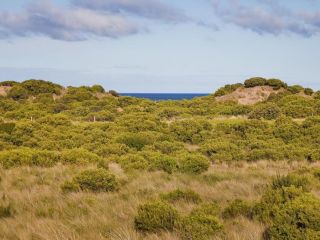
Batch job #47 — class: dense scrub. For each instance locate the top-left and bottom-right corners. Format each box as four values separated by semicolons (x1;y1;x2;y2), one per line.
0;79;319;239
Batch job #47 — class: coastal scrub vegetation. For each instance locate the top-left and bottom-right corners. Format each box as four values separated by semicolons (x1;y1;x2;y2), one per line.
0;78;319;239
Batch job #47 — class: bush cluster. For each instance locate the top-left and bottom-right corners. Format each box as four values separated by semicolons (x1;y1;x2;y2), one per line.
134;201;179;232
160;189;202;204
62;168;118;192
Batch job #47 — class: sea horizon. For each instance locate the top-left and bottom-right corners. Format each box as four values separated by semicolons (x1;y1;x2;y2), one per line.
120;93;209;101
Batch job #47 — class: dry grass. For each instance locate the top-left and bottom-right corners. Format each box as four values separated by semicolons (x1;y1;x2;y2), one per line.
0;161;318;240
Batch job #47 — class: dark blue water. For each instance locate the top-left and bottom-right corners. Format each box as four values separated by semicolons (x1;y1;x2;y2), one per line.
120;93;208;101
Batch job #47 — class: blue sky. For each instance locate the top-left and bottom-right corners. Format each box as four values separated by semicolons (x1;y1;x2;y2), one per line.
0;0;320;93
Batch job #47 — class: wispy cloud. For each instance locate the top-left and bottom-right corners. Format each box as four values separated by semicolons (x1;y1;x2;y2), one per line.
211;0;320;37
73;0;189;23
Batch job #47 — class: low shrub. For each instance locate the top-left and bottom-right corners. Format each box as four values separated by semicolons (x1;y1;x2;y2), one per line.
61;181;80;193
252;186;306;224
170;119;212;144
7;85;29;100
222;199;252;219
60;148;101;165
287;85;304;94
0;122;16;134
244;77;266;88
177;214;223;240
265;79;287;90
304;88;314;96
178;154;210;174
248;103;281;120
271;174;310;191
151;156;178;174
213;83;243;97
118;154;150;171
161;189;202;204
177;203;223;240
265;194;320;240
68;169;118;192
0;149;60;168
134;201;179;232
117;133;154;151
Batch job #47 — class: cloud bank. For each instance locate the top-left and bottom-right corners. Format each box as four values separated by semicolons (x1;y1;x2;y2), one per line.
0;0;188;41
212;0;320;37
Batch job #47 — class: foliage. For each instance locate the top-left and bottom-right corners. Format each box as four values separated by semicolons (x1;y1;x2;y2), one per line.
244;77;267;88
7;85;29;100
271;174;310;191
177;203;223;240
0;80;19;87
213;83;243;97
178;153;210;174
160;189;202;203
287;85;304;94
68;168;118;192
170;119;212;144
0;148;60;168
134;201;179;232
304;88;314;96
248;103;281;120
265;194;320;239
265;79;287;90
222;199;252;219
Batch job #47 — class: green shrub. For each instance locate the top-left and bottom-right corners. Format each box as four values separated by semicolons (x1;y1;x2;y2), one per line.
278;95;316;118
61;181;80;193
21;79;62;95
288;85;304;94
271;174;310;191
7;85;29;100
118;154;149;171
265;79;287;90
152;156;178;174
177;203;223;240
91;85;105;93
244;77;266;88
248;103;281;120
252;186;306;224
154;141;184;154
170;119;212;144
0;80;19;87
134;201;179;232
161;189;202;204
117;132;154;151
108;90;119;97
222;199;252;219
86;111;115;122
0;149;59;168
0;204;14;218
265;194;320;240
214;83;243;97
0;122;16;133
60;148;101;165
71;169;118;192
178;154;210;174
314;169;320;180
178;214;223;240
304;88;314;96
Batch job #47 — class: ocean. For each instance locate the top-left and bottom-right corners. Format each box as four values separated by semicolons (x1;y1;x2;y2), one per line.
120;93;209;101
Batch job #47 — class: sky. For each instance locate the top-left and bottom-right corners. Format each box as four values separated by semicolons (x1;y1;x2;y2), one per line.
0;0;320;93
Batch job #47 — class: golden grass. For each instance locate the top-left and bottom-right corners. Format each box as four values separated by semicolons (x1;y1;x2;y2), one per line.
0;161;318;240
